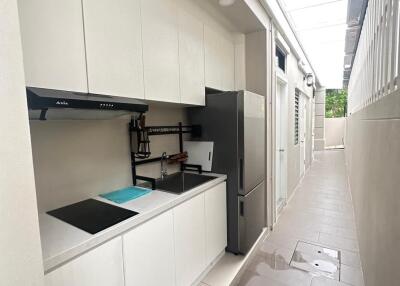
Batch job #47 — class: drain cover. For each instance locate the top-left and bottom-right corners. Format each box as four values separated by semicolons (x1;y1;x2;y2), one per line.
290;241;341;280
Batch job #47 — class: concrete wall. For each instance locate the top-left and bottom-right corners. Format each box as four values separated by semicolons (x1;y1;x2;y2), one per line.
325;117;345;148
0;0;44;284
345;89;400;286
31;105;186;213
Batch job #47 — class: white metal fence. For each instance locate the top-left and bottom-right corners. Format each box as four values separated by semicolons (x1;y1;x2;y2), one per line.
348;0;400;114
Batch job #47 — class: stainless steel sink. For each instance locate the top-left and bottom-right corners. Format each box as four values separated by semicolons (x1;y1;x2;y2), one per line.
155;172;217;194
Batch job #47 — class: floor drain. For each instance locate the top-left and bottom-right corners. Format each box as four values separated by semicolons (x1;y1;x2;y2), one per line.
290;242;341;281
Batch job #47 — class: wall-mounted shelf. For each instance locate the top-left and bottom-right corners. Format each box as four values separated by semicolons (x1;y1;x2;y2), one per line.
129;120;202;189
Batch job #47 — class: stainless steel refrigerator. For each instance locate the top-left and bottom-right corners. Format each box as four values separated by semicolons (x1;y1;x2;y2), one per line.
188;90;265;254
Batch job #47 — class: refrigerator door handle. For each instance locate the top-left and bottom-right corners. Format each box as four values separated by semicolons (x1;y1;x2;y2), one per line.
239;158;244;189
239;201;244;216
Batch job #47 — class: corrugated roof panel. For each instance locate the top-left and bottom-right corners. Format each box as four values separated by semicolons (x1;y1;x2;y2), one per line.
344;27;360;54
347;0;365;26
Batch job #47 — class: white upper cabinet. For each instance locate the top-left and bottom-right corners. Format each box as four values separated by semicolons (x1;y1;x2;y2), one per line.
204;25;222;90
205;182;227;265
18;0;88;92
220;37;235;91
123;210;175;286
178;9;205;105
204;25;235;91
82;0;144;98
141;0;180;103
173;193;206;286
44;237;124;286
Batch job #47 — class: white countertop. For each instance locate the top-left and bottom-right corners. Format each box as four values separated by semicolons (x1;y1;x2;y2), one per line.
39;173;227;272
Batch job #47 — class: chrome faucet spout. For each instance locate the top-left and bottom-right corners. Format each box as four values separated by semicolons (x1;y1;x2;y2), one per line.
160;152;168;179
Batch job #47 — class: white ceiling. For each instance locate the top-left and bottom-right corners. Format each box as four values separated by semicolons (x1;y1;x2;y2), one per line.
280;0;348;88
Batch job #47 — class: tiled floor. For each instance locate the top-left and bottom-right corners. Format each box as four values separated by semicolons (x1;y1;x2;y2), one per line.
235;150;364;286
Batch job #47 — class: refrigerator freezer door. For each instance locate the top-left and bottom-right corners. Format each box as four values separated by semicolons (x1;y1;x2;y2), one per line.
238;181;265;254
242;91;265;195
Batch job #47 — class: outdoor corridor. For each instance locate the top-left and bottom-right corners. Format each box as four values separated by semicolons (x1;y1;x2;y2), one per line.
235;150;364;286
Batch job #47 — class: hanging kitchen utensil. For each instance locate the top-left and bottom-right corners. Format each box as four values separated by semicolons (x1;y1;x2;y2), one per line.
130;114;151;159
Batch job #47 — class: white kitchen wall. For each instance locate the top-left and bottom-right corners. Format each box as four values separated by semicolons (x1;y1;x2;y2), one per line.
0;0;44;284
27;0;241;214
31;104;187;213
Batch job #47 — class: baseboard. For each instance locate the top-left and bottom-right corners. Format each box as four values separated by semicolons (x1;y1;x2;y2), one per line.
193;250;226;286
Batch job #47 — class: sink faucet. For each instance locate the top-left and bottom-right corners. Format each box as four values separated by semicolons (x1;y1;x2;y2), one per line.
160;152;168;179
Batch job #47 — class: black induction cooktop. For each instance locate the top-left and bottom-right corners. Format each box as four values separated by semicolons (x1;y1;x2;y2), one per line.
47;199;138;234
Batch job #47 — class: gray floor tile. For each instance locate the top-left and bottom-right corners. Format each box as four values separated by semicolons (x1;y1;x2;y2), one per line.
340;250;362;268
340;264;364;286
236;271;288;286
234;151;364;286
311;276;351;285
247;255;313;286
319;233;359;252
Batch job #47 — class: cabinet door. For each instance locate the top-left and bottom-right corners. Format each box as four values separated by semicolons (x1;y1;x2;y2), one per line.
205;182;227;265
178;9;205;105
83;0;144;98
204;25;235;91
204;25;223;90
17;0;87;92
141;0;180;103
174;194;206;286
220;37;235;91
45;237;124;286
123;210;175;286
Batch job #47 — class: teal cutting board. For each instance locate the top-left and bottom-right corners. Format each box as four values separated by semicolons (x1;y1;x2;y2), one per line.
100;186;151;204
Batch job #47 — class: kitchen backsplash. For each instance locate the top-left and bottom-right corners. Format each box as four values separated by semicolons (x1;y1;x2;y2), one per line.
30;104;187;212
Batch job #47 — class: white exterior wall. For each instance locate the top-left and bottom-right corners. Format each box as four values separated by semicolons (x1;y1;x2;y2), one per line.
0;0;44;285
285;50;314;199
346;90;400;286
346;0;400;285
244;0;317;210
314;88;326;150
325;117;345;148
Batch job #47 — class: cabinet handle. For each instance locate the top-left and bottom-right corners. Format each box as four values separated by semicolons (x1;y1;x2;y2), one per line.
240;201;244;216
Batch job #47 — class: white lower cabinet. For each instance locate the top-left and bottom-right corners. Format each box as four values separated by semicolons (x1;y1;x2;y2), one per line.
123;210;176;286
44;182;227;286
205;182;227;265
44;237;124;286
174;193;206;286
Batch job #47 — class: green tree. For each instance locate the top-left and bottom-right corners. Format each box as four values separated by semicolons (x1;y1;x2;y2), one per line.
325;89;347;118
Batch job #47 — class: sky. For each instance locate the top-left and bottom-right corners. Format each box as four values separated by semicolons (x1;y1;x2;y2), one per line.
280;0;348;88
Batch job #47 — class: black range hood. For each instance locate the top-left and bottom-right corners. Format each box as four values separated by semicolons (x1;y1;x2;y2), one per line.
27;87;148;120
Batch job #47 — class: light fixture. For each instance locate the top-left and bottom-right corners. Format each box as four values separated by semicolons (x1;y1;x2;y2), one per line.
219;0;236;6
304;73;314;87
